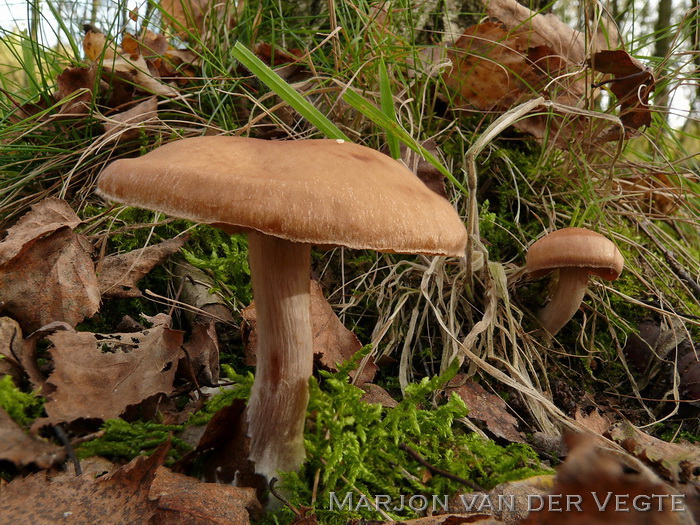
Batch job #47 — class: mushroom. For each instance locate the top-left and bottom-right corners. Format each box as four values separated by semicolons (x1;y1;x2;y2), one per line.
96;135;467;482
526;227;624;336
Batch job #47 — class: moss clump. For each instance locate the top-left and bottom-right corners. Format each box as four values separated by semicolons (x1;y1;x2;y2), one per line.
75;419;188;464
267;354;551;524
0;375;44;426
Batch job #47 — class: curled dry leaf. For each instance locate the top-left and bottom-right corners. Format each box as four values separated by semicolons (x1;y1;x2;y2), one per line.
523;433;695;525
0;441;169;524
0;407;66;469
0;316;23;383
97;234;188;299
0;199;100;333
83;27;179;97
150;466;262;524
101;96;159;142
588;49;655;139
37;315;184;425
54;65;97;117
0;197;82;264
444;374;524;443
173;262;234;387
606;421;700;484
450;475;555;524
573;408;612;438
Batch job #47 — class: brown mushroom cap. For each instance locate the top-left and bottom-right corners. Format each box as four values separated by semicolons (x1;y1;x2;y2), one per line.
97;136;467;257
526;227;624;280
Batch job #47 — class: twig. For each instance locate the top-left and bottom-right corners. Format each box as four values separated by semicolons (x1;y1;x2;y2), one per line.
399;442;485;492
54;424;82;476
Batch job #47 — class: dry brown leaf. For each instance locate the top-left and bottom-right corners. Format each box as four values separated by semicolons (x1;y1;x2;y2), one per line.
606;421;700;483
484;0;615;61
37;315;183;425
176;399;266;493
242;280;376;384
98;235;188;298
589;49;655;138
160;0;210;36
0;317;23;383
573;408;611;437
444;374;524;443
0;198;82;265
450;475;554;524
0;407;66;469
360;383;399;408
523;433;694;525
149;466;262;524
445;22;580;112
54;65;96;117
0;441;168;523
82;29;117;62
102;96;159;142
181;319;220;387
0;229;100;334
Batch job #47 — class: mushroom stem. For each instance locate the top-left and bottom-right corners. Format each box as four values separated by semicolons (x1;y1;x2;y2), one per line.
246;232;312;481
538;267;590;336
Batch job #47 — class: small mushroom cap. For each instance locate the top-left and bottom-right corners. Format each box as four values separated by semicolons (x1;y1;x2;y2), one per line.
526;227;624;280
97;136;467;257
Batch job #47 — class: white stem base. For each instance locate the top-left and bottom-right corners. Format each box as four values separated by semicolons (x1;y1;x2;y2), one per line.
538;268;589;336
246;233;312;481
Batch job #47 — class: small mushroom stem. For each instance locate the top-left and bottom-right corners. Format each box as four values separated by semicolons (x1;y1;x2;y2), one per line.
538;267;590;336
246;232;312;481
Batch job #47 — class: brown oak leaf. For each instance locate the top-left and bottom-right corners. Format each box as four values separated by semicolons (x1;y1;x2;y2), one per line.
0;442;168;523
37;315;184;424
97;235;188;298
0;407;66;469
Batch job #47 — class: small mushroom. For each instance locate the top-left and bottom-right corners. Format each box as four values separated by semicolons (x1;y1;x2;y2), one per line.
526;227;624;336
97;135;467;482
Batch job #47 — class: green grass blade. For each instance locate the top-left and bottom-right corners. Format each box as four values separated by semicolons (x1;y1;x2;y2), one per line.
378;58;401;159
343;89;467;194
231;42;350;141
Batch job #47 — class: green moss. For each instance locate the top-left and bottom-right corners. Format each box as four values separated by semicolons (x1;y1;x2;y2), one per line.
0;375;44;426
75;419;188;464
264;354;551;524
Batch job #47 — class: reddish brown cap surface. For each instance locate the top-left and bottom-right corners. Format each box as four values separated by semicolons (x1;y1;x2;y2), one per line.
526;227;624;280
97;136;467;257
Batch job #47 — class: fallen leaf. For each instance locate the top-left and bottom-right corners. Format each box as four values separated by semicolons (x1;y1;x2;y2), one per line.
37;316;184;425
160;0;210;36
0;441;168;523
0;407;66;469
98;235;188;298
101;96;159;142
0;316;23;383
242;280;377;384
0;227;100;334
606;421;700;483
0;198;82;265
588;49;655;138
444;374;524;443
175;399;266;495
149;466;262;524
83;28;116;62
450;475;554;523
181;320;220;387
54;65;96;117
360;383;399;408
173;262;234;387
573;408;611;437
445;21;581;112
524;433;693;525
